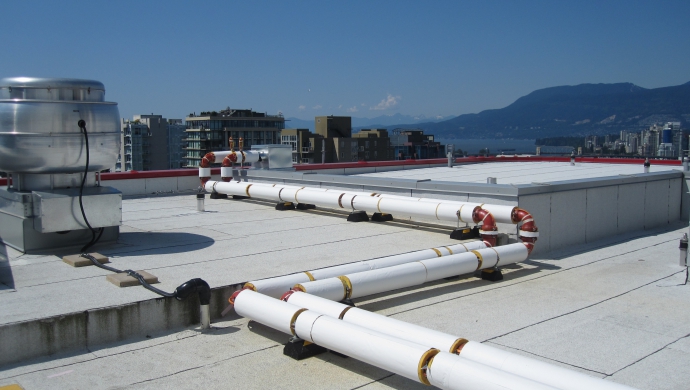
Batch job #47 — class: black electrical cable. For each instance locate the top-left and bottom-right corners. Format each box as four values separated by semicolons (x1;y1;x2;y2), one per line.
77;120;104;253
79;253;210;303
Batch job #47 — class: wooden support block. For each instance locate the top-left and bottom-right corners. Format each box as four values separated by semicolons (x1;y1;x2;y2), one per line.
63;253;110;267
106;270;159;288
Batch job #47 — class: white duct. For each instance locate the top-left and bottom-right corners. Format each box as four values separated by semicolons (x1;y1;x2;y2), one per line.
245;241;486;298
232;289;556;389
204;180;529;226
281;291;637;390
459;341;637;390
205;179;539;250
295;243;529;301
232;289;437;384
427;353;557;390
284;291;465;352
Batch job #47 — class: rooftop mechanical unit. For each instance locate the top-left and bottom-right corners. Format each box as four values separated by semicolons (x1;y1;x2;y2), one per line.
0;77;122;252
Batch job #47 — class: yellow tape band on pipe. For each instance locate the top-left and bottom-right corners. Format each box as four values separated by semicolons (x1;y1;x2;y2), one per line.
457;205;465;222
431;248;442;257
417;348;440;386
443;246;453;255
435;203;441;220
245;184;252;197
304;271;315;281
337;275;353;299
289;308;308;335
471;250;483;270
243;282;257;291
449;338;469;354
377;197;383;213
338;305;353;320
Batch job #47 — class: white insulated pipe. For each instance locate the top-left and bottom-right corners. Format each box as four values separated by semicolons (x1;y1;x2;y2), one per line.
204;180;522;225
427;353;557;390
294;243;528;301
284;291;466;353
233;289;437;384
232;290;555;389
459;341;637;390
282;292;637;390
246;241;487;298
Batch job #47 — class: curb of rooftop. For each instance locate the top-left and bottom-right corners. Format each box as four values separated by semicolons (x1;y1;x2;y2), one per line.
0;282;245;368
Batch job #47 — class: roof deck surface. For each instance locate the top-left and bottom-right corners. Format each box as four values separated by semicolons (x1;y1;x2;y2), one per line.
0;192;689;389
356;161;681;184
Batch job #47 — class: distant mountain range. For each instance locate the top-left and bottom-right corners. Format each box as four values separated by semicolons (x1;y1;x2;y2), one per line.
383;81;690;139
285;113;453;132
285;82;690;139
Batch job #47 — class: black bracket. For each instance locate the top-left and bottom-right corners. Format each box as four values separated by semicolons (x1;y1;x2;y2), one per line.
347;211;369;222
283;336;327;360
450;226;479;240
275;202;295;211
480;268;503;282
371;212;393;222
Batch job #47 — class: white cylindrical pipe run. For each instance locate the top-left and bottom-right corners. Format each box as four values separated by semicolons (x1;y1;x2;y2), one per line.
205;180;525;225
348;262;428;299
284;292;636;390
460;341;638;390
296;277;349;301
296;313;439;384
295;244;528;301
233;289;304;335
427;352;558;390
246;273;313;299
233;290;439;385
420;252;480;281
247;241;486;298
285;291;464;353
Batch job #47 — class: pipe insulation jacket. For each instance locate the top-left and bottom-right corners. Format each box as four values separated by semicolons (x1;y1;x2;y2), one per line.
427;352;558;390
284;291;465;353
282;291;636;390
458;341;637;390
297;313;439;384
232;290;437;385
245;241;486;298
203;180;537;226
295;243;529;301
232;289;304;335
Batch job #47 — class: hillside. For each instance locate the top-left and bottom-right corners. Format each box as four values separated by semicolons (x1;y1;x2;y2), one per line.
391;81;690;139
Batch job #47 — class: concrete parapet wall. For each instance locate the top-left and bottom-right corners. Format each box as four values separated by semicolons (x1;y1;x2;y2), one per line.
520;174;683;254
0;283;243;368
102;169;685;256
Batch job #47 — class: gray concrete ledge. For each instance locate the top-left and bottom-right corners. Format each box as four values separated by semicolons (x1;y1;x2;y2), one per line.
0;282;244;367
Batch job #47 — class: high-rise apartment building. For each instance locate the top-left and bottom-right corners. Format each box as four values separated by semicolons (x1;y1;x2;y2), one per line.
118;114;170;172
390;129;444;159
183;108;285;168
167;119;186;169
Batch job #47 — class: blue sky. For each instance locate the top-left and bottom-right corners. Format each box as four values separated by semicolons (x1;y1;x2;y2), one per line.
2;1;688;121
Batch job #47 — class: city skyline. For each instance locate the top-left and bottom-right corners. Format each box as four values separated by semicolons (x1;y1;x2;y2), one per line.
1;1;689;122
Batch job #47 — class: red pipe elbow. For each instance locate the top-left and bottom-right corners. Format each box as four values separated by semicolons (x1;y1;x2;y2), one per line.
473;207;498;247
221;154;236;182
280;289;296;302
199;152;216;186
512;208;539;253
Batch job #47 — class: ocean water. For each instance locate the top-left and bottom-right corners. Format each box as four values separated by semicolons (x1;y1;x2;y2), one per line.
437;138;537;155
